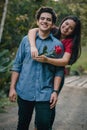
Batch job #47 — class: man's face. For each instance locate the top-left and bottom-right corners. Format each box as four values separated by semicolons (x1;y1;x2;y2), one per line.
37;12;53;32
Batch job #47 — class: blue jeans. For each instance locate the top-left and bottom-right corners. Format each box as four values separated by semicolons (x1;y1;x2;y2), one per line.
17;96;35;130
35;102;54;130
17;96;54;130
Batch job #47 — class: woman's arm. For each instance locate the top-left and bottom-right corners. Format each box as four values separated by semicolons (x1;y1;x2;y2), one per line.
28;28;39;57
46;52;71;66
33;52;71;66
28;28;71;66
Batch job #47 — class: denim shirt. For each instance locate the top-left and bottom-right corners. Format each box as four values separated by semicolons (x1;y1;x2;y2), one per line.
12;33;64;101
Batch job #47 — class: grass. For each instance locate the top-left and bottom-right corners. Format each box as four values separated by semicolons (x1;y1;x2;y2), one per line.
71;45;87;72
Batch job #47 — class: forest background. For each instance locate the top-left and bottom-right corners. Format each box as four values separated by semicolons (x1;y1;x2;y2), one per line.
0;0;87;101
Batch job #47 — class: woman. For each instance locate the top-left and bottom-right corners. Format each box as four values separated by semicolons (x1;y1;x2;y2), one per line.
28;15;81;130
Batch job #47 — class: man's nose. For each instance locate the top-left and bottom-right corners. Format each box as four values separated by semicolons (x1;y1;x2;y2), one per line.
43;18;48;22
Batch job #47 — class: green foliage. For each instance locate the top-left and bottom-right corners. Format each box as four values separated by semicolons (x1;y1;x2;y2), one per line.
0;49;13;98
0;0;87;98
1;0;49;48
56;0;87;46
0;0;5;21
1;0;74;48
1;0;87;47
59;0;87;3
71;46;87;71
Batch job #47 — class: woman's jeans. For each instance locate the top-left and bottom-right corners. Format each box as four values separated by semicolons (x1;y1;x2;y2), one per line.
17;96;54;130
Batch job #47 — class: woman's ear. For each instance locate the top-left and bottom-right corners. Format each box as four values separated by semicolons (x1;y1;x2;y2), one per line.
51;24;55;29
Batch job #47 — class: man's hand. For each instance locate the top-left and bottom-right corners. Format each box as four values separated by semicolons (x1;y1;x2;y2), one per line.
9;88;17;102
50;92;58;109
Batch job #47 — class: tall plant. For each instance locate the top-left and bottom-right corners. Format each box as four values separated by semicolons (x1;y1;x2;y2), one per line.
0;49;13;97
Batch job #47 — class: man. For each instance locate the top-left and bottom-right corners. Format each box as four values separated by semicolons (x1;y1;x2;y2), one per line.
9;7;64;130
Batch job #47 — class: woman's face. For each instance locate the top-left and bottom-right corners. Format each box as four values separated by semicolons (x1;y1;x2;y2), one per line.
60;19;76;38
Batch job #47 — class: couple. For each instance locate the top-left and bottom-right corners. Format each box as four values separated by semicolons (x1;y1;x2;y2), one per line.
9;6;81;130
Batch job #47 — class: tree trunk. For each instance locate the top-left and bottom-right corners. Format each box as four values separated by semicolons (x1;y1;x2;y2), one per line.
0;0;8;43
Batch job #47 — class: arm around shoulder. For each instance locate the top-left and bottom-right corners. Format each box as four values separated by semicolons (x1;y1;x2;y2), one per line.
28;28;39;57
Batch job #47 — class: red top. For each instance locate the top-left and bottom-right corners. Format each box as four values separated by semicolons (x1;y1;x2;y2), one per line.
61;38;73;75
51;27;73;54
61;38;73;54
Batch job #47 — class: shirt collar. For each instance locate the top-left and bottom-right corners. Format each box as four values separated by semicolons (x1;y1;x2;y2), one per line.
36;32;53;41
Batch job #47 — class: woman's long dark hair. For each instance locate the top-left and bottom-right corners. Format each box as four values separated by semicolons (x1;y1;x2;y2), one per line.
54;15;81;65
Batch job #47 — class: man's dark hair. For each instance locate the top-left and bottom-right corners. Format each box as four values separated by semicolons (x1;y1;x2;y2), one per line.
35;7;57;24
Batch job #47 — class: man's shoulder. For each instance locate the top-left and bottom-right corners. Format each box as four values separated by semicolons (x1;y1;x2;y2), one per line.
20;35;29;46
18;35;30;48
22;35;28;41
53;36;63;46
51;34;60;42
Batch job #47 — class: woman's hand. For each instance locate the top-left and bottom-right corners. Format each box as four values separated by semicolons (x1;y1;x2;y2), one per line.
31;46;38;58
33;55;48;63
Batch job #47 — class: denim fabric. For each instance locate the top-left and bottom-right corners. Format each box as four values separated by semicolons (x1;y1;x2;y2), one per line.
12;33;64;101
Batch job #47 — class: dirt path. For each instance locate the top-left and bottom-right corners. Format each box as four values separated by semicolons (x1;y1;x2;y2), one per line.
0;76;87;130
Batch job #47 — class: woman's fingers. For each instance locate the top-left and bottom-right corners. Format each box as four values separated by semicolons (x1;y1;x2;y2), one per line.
31;47;38;58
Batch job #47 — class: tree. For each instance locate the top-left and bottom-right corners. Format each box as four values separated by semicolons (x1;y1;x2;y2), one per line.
0;0;87;97
0;0;8;43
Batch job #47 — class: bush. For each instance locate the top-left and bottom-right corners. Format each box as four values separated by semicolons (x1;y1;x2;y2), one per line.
0;49;13;98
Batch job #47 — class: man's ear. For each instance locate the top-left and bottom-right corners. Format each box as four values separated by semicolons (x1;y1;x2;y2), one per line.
37;21;39;26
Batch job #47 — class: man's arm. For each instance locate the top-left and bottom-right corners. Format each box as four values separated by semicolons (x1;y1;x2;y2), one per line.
50;76;62;109
9;36;27;102
9;71;19;102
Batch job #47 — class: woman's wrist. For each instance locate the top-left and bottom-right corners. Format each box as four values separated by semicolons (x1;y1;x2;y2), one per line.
30;46;37;50
44;56;49;63
46;57;52;64
30;45;36;48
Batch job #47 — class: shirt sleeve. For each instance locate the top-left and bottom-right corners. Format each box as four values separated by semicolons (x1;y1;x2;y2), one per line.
55;66;64;78
11;37;26;73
